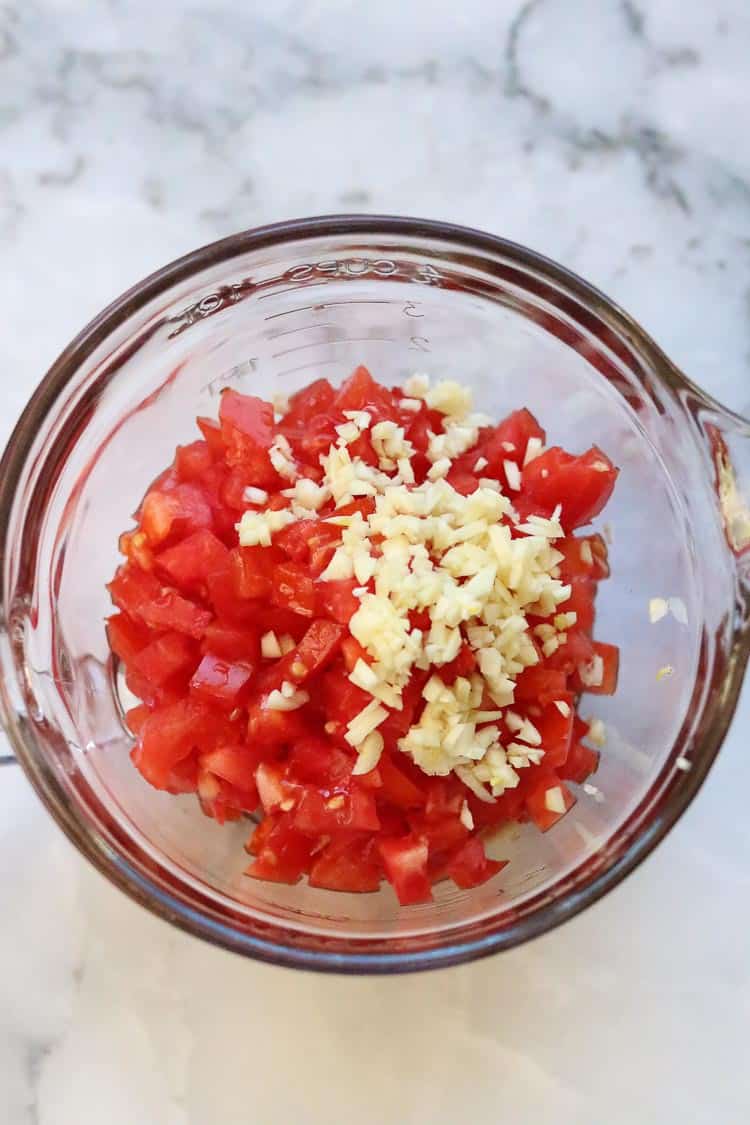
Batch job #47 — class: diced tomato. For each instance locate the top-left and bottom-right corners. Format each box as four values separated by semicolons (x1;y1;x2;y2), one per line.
424;778;465;821
409;811;468;854
556;534;610;581
437;643;477;684
245;817;318;884
175;440;214;482
315;579;360;625
133;631;198;687
255;761;295;814
481;408;546;480
378;754;427;810
284;378;335;425
559;578;596;634
514;666;567;704
219;389;274;446
200;745;261;793
156;529;229;592
141;482;213;546
197;416;225;458
125;703;151;735
341;636;371;673
533;694;575;768
231;545;283;600
271;562;317;617
520;446;618;530
201;621;259;663
293;786;380;834
559;741;600;784
119;529;155;570
525;774;576;831
220;391;279;486
446;836;508;889
308;837;382;892
334;365;394;413
571;641;619;695
132;697;225;789
290;620;345;682
288;737;353;788
378;671;427;749
275;520;319;563
378;836;432;905
106;612;151;667
109;565;212;639
109;368;620;902
166;753;200;794
545;628;595;674
246;701;309;747
190;652;254;708
205;563;257;624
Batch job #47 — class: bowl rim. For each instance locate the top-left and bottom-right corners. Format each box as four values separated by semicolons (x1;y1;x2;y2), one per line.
1;213;746;973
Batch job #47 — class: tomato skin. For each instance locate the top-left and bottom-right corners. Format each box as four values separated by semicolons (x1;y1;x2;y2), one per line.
309;837;382;892
315;579;361;625
109;565;212;639
560;578;596;634
525;774;576;831
175;440;214;482
559;741;599;784
334;365;394;413
533;694;575;769
190;652;255;708
520;445;618;530
197;416;225;458
446;836;508;889
201;621;260;663
285;378;335;424
141;482;214;546
571;641;620;696
481;408;546;482
288;737;353;788
219;390;274;446
341;636;371;673
293;786;381;835
232;545;283;600
133;631;198;687
156;529;229;592
106;612;151;667
132;698;225;789
378;754;427;810
271;562;317;617
556;534;610;581
200;745;261;793
378;835;432;905
246;702;310;748
514;666;567;704
245;818;318;884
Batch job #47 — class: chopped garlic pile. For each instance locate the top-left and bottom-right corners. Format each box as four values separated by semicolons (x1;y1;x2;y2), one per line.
237;375;573;802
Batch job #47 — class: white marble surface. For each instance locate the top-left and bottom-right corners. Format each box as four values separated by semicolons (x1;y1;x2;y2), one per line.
1;1;749;1122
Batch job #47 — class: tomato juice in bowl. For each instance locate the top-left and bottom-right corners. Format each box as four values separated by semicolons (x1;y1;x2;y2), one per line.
1;216;748;972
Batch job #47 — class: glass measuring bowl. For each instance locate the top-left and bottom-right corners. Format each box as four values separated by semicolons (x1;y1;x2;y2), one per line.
1;215;748;973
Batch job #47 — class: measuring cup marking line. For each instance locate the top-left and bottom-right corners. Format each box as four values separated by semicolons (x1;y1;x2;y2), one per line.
262;298;395;322
266;322;337;341
271;337;402;361
258;282;328;302
276;358;344;378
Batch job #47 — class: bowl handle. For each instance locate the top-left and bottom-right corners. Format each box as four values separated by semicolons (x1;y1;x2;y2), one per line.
702;413;750;582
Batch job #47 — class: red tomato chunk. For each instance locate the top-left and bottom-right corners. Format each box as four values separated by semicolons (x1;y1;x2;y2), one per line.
107;367;619;904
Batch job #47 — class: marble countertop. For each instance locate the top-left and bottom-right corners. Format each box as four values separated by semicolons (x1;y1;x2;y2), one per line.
1;2;749;1122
